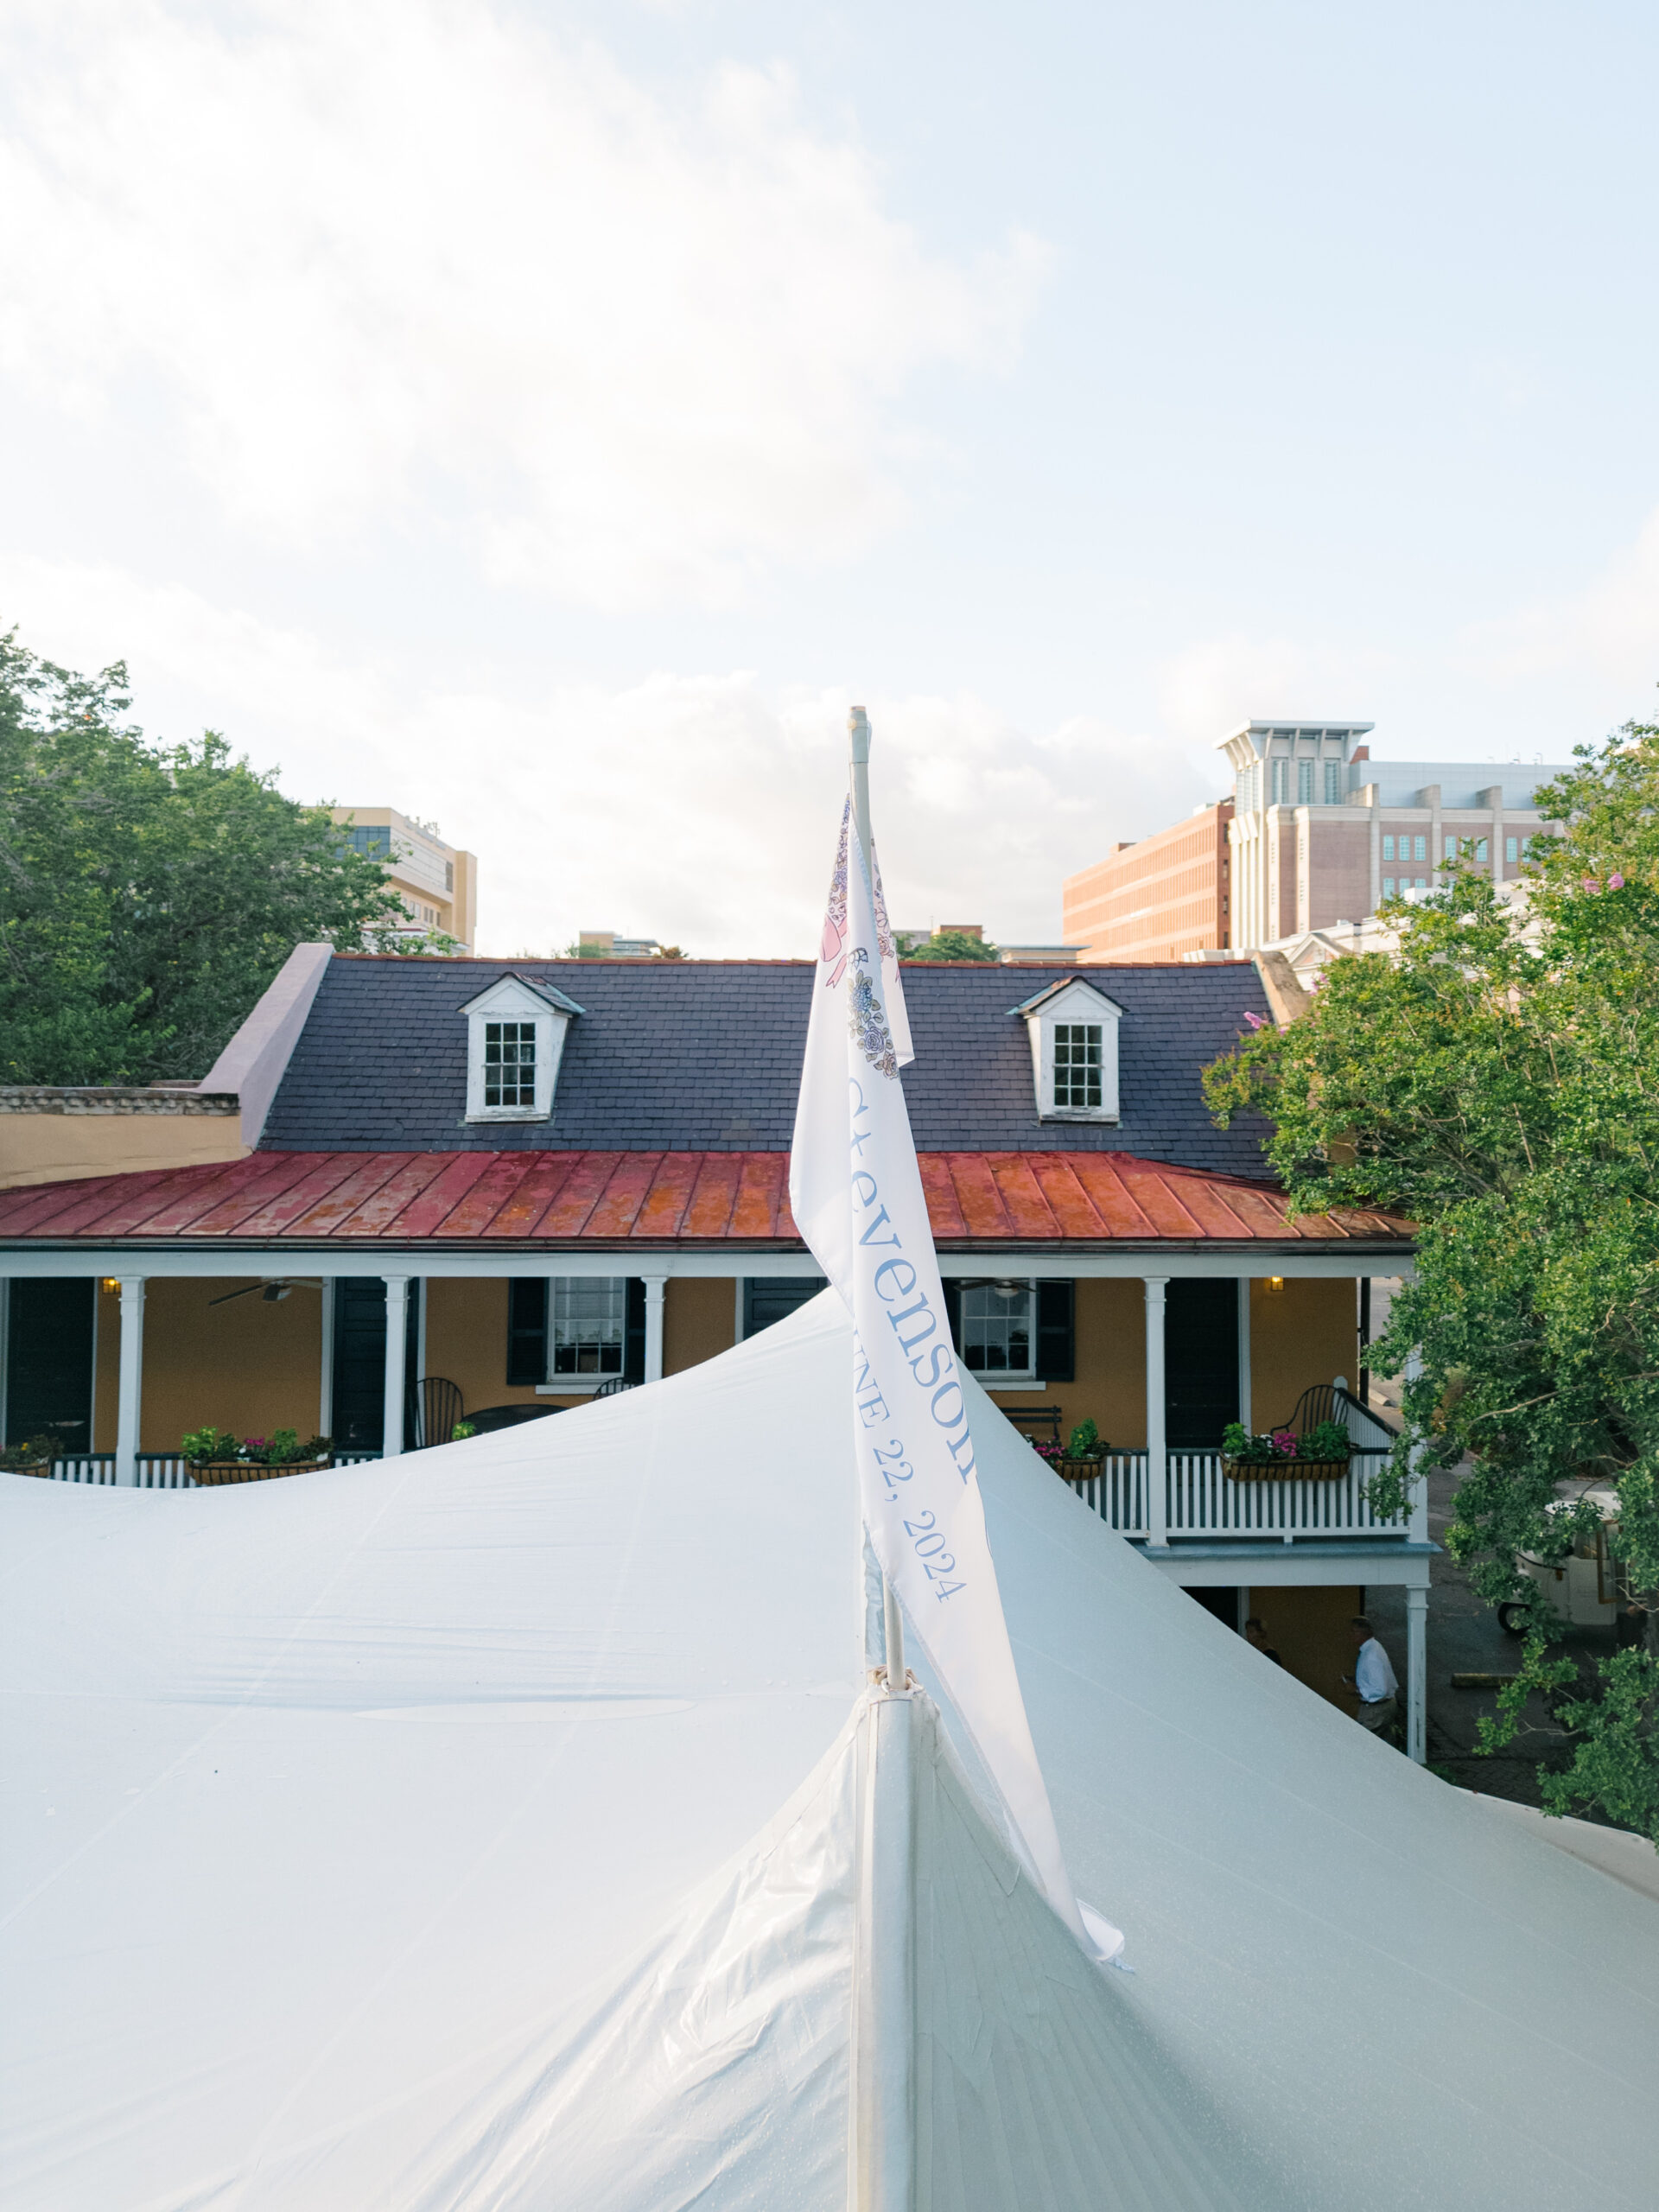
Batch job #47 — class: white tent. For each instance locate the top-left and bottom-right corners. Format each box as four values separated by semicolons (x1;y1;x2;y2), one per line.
4;1294;1657;2209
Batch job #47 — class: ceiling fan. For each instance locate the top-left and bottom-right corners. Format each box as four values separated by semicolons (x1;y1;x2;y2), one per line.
207;1279;326;1308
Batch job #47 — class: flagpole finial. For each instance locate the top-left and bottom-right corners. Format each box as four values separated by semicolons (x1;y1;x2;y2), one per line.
849;705;871;765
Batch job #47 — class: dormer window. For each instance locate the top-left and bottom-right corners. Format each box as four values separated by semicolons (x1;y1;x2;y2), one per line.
461;974;583;1122
1011;976;1123;1122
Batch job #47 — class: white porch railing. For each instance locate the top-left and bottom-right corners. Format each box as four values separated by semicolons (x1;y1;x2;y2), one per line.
1063;1449;1413;1543
35;1450;383;1489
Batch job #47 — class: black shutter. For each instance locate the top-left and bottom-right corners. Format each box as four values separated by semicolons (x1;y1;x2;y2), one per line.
624;1278;646;1382
4;1278;94;1447
506;1279;549;1386
942;1278;963;1354
1035;1280;1075;1382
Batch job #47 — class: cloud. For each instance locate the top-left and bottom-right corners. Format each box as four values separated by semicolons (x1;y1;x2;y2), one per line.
1458;506;1659;696
0;0;1046;609
1156;630;1396;747
0;555;1206;959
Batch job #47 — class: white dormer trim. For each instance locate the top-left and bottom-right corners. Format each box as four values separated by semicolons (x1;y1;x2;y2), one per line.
1011;977;1123;1122
460;975;583;1123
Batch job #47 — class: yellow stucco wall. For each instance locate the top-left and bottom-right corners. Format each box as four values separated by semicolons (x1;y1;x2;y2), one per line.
665;1277;738;1374
1249;1274;1359;1431
984;1277;1147;1447
1247;1585;1365;1714
2;1116;245;1191
93;1277;326;1453
89;1267;1364;1455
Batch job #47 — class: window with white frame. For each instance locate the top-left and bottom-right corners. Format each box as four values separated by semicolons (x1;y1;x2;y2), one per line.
483;1020;537;1108
461;974;581;1122
1052;1023;1103;1109
959;1281;1034;1376
1017;976;1122;1122
550;1277;626;1376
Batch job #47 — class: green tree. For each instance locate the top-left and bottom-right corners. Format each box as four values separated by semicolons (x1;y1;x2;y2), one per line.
903;928;997;963
1203;722;1659;1843
0;631;406;1084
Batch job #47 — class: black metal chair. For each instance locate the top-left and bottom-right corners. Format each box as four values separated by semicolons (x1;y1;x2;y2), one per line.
466;1402;563;1434
594;1377;639;1398
407;1375;464;1449
1001;1404;1064;1448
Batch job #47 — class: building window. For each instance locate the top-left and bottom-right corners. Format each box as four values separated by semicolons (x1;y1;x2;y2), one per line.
960;1281;1034;1376
1271;758;1290;804
1052;1023;1103;1110
1444;833;1459;859
1411;835;1426;861
551;1277;626;1376
1324;760;1344;804
444;861;454;892
1297;760;1314;804
338;824;392;860
1505;836;1519;862
1382;835;1395;861
1382;876;1395;899
483;1020;536;1107
1414;877;1427;889
1475;837;1489;861
462;972;582;1121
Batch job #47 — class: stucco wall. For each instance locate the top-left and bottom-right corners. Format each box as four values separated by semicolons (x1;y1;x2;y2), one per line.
94;1276;325;1453
665;1277;737;1374
1249;1274;1358;1430
1;1112;245;1192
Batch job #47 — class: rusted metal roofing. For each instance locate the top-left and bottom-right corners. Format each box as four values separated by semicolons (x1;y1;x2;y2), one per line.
0;1150;1413;1250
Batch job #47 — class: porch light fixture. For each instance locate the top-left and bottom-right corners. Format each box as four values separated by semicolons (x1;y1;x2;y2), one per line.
1265;1275;1285;1294
99;1278;120;1294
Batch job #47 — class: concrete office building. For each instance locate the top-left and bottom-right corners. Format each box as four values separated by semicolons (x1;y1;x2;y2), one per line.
1217;722;1570;949
329;808;478;948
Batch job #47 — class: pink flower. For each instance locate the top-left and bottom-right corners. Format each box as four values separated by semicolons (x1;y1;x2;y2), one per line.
1582;877;1600;893
1243;1009;1265;1031
1608;872;1626;889
1270;1428;1298;1456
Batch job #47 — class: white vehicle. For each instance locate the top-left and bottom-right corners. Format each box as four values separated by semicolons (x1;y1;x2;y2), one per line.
1499;1488;1621;1634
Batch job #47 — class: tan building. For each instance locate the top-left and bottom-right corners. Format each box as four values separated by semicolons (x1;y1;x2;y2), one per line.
1062;802;1234;963
1215;722;1570;948
330;807;477;948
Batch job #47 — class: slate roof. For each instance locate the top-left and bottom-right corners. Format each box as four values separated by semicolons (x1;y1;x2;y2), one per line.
0;1148;1414;1252
262;955;1280;1179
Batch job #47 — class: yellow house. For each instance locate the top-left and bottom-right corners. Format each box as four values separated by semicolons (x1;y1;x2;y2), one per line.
0;945;1425;1751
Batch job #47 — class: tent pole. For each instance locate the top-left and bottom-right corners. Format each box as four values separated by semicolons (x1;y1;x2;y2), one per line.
884;1575;906;1691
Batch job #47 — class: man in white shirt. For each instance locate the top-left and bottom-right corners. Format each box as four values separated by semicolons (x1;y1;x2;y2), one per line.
1343;1614;1399;1737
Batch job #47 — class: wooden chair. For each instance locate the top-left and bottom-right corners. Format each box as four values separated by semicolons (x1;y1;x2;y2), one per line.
408;1375;464;1449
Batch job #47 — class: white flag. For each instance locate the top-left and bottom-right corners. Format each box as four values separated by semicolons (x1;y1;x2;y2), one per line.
790;794;1122;1964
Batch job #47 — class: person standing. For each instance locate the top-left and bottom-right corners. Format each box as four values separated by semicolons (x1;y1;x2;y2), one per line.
1343;1615;1399;1736
1244;1617;1283;1666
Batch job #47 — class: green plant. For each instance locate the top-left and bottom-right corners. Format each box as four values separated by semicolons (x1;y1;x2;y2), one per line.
1302;1418;1355;1462
451;1419;476;1440
181;1425;241;1465
1068;1418;1102;1458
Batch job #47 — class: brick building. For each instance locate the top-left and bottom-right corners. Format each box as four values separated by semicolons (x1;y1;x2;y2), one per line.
1061;801;1234;963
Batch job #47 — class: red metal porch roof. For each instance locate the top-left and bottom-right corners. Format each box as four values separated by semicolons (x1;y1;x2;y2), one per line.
0;1150;1413;1250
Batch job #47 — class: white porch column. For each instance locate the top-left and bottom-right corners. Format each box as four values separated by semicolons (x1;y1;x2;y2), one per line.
1406;1586;1428;1764
116;1275;145;1487
382;1275;410;1459
1404;1346;1429;1545
642;1273;668;1383
1236;1277;1251;1433
1144;1276;1168;1548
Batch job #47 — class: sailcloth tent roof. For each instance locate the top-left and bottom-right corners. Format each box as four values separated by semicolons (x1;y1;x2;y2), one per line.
3;1293;1657;2209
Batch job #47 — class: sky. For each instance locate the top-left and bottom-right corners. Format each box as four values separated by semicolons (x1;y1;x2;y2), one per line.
2;0;1656;957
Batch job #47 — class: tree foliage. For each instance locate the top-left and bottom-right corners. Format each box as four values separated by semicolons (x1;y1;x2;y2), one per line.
0;632;407;1084
1205;723;1659;1841
903;929;997;963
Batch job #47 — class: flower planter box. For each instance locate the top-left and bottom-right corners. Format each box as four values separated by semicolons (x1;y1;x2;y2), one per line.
189;1459;331;1486
1223;1456;1349;1483
1058;1455;1108;1482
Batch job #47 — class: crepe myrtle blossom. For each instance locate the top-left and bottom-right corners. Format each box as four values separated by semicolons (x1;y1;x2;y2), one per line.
1609;872;1626;888
1242;1008;1266;1031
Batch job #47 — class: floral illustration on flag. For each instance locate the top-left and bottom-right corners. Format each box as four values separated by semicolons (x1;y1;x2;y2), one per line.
848;963;898;1079
820;802;851;988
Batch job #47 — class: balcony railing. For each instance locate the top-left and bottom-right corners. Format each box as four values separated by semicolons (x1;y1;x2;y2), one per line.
35;1452;383;1489
1063;1450;1416;1543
